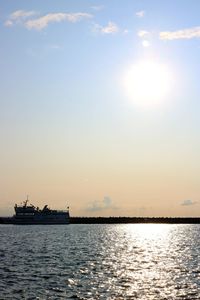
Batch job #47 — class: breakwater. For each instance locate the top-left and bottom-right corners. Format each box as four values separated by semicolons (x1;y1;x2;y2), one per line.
70;217;200;224
1;216;200;224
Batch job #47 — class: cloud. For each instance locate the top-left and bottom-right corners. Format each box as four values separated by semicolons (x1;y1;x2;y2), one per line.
102;22;118;34
93;21;119;34
10;10;37;20
25;12;93;30
136;10;145;18
5;10;93;30
181;199;197;206
160;26;200;40
91;5;104;11
4;9;37;27
137;30;150;38
4;20;13;27
86;196;118;212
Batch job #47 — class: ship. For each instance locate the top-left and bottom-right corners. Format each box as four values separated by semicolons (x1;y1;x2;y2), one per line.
13;197;70;225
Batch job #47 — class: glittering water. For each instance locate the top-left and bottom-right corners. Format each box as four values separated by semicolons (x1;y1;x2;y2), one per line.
0;224;200;299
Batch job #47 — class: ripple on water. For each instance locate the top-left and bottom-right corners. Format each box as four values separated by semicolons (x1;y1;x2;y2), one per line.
0;224;200;299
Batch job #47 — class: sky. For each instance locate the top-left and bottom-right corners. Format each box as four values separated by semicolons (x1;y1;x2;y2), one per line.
1;0;200;217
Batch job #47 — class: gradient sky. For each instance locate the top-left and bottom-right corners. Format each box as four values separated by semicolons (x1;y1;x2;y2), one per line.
1;0;200;217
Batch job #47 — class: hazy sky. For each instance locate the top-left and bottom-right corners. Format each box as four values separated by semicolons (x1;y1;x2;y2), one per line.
1;0;200;217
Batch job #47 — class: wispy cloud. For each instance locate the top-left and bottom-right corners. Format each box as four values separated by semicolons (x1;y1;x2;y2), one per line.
91;5;104;11
160;26;200;40
11;10;36;20
4;20;13;27
25;12;93;30
86;196;118;212
181;199;197;206
5;10;93;30
136;10;145;18
4;9;37;27
93;21;119;34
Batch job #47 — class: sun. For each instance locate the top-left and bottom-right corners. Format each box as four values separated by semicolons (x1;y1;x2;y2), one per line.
123;60;172;108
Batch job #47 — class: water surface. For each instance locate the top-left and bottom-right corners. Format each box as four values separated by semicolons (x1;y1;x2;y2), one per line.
0;224;200;299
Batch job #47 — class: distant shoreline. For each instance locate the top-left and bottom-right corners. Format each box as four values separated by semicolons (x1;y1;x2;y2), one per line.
1;216;200;224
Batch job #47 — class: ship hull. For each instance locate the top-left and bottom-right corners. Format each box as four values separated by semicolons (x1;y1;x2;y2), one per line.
13;215;70;225
13;220;70;225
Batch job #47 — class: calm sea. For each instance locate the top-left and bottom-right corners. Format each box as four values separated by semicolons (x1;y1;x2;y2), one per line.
0;224;200;299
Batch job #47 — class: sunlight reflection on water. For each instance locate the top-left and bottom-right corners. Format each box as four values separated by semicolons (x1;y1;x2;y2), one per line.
129;223;171;238
0;224;200;299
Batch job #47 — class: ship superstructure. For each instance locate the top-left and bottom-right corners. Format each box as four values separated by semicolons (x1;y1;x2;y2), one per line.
13;198;70;224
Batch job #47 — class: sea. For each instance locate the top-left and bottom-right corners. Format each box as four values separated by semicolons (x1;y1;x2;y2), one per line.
0;224;200;300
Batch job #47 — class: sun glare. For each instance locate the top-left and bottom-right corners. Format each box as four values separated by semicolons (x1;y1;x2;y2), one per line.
123;60;172;108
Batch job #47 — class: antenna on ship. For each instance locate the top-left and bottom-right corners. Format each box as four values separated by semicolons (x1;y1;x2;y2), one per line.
24;195;29;207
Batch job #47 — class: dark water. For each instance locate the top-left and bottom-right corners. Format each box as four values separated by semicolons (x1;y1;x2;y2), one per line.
0;224;200;299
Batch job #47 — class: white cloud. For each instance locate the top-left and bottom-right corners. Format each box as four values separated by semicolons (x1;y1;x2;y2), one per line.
136;10;145;18
94;21;119;34
137;30;150;38
5;9;37;27
25;12;93;30
102;21;118;34
160;26;200;40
